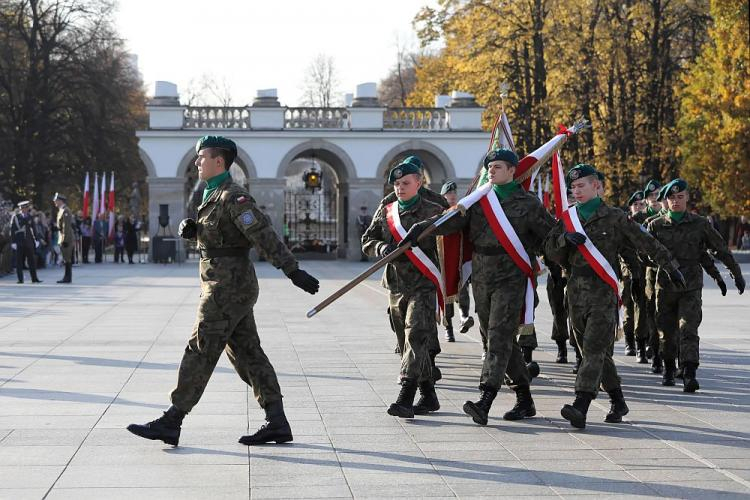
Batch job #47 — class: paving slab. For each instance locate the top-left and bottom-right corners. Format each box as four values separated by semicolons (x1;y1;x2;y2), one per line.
1;260;749;499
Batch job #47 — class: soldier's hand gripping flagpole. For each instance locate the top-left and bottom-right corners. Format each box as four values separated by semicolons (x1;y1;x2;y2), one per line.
306;183;494;319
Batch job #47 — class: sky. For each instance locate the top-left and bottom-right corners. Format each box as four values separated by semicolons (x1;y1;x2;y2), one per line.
115;0;436;107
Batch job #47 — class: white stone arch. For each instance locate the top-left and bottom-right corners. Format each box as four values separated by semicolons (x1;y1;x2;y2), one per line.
175;145;258;179
376;140;457;185
138;147;157;178
275;139;357;182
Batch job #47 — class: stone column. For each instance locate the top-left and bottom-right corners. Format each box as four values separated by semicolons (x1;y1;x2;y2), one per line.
146;176;186;262
348;83;385;130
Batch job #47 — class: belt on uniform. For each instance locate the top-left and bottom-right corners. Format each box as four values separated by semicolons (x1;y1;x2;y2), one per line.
473;245;505;256
199;247;249;258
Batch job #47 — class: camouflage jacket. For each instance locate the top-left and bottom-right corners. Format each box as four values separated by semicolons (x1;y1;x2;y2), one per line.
434;188;556;281
545;202;678;298
647;212;741;291
362;195;444;294
194;177;298;303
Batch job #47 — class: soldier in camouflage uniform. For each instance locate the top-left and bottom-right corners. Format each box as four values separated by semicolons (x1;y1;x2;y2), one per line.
647;179;745;391
362;156;445;418
439;180;475;343
545;165;685;429
128;136;320;446
621;191;647;358
402;148;556;426
53;193;74;283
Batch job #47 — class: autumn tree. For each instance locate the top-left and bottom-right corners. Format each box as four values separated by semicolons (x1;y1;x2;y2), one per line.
678;0;749;215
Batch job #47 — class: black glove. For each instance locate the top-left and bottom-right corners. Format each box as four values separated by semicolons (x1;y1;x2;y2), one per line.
397;221;430;249
631;277;644;303
715;278;727;296
287;269;319;294
668;268;687;289
379;242;397;257
178;218;197;240
549;265;562;282
734;274;745;295
564;232;587;246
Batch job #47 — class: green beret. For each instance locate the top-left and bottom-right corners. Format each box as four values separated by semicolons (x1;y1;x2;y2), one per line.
643;179;661;197
627;191;644;206
195;135;238;155
402;155;423;169
483;148;519;168
658;178;688;201
565;163;597;184
388;159;422;185
440;180;457;195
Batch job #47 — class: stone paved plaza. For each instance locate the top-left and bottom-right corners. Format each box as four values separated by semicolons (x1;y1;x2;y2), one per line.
1;260;749;499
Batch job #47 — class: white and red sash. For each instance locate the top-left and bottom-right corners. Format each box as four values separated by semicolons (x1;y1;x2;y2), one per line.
478;192;536;327
552;152;623;327
385;202;445;311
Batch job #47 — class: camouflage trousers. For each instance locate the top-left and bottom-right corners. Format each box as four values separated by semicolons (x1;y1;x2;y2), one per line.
389;290;438;383
443;283;471;329
568;278;622;397
170;297;282;413
644;269;659;350
622;275;648;341
472;265;530;392
546;276;570;343
655;288;702;366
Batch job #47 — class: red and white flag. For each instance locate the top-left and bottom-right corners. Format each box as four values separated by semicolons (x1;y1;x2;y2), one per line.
92;172;100;220
551;151;623;330
82;173;90;217
99;172;107;216
108;172;115;240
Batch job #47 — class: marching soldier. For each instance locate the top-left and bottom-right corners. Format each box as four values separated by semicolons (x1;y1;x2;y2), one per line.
545;164;685;429
439;180;475;342
362;156;445;418
10;201;42;284
53;193;74;283
647;179;745;391
622;191;647;359
128;136;320;446
402;148;556;426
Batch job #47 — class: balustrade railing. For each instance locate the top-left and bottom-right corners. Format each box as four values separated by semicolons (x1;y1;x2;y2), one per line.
383;108;448;130
183;107;251;129
284;107;350;129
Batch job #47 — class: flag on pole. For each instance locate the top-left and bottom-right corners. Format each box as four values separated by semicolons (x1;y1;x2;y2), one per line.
108;172;115;241
83;173;90;217
92;172;100;220
99;171;107;216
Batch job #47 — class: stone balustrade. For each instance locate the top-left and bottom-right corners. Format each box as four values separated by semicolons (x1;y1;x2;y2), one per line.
183;107;251;129
383;107;448;131
284;107;351;129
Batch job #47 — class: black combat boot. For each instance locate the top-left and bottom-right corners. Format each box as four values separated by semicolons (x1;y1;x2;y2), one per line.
651;352;663;374
604;388;630;423
463;388;497;426
57;263;72;283
503;385;536;421
459;315;475;333
683;363;700;393
522;346;533;364
127;405;186;446
387;380;418;418
444;325;455;342
624;333;636;356
556;339;568;364
430;352;442;382
662;359;676;386
527;361;540;378
561;391;593;429
636;339;648;364
239;400;293;445
413;380;440;415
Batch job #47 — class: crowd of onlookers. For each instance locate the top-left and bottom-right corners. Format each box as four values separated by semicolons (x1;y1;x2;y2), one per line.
0;197;146;275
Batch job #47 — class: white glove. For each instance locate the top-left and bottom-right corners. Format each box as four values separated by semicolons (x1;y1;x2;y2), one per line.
35;240;40;248
11;243;17;250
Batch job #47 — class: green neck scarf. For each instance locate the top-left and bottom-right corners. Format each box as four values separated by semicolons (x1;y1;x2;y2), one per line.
202;170;231;203
577;196;602;221
668;210;685;222
492;180;519;201
397;194;420;212
647;205;660;217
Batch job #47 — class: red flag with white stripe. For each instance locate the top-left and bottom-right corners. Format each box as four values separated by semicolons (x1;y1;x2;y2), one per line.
82;173;90;217
108;172;116;240
92;172;99;220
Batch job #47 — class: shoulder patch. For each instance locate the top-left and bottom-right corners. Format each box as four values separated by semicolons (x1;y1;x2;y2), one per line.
239;211;256;226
